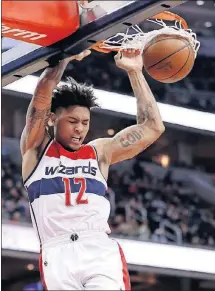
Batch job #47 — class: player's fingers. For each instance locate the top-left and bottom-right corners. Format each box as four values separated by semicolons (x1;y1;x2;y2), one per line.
69;50;91;61
76;50;91;61
122;48;139;58
128;48;139;55
120;49;130;58
127;49;133;54
114;51;122;60
82;49;91;57
134;49;141;56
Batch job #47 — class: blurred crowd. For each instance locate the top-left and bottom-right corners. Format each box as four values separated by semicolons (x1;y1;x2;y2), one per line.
2;156;31;223
2;155;215;248
70;53;215;113
108;159;215;247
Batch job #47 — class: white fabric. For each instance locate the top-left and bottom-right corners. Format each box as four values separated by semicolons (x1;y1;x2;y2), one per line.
41;232;128;290
31;193;111;243
24;141;110;244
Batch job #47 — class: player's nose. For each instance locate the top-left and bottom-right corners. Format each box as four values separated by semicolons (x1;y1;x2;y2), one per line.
74;123;84;133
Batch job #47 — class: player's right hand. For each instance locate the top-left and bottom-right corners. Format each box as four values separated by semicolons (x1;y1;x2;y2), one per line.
114;48;143;72
65;50;91;62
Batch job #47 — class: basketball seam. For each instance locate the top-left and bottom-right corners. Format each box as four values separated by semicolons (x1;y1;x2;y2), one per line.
159;46;191;81
145;38;189;70
147;44;189;70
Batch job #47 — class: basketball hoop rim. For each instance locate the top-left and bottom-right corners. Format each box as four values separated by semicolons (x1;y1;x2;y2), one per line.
90;11;189;53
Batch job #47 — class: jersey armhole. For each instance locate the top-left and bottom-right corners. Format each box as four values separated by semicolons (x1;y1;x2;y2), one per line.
23;138;53;185
90;145;108;187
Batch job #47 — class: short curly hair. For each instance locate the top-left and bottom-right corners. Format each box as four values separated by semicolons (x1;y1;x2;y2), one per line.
51;77;99;113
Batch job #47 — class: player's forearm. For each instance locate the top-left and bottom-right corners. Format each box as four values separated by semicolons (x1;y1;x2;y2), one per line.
26;59;70;127
38;59;71;89
128;70;165;132
30;59;70;106
23;59;70;150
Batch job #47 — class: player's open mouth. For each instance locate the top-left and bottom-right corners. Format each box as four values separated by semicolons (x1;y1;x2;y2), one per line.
71;137;81;143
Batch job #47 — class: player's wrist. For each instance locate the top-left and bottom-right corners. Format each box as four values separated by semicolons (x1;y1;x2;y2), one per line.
127;68;143;75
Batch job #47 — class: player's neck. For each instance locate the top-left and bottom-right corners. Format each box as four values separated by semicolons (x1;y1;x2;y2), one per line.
55;140;77;152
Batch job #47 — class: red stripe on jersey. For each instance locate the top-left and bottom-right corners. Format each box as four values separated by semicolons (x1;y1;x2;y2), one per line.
118;243;131;290
46;141;96;160
39;250;48;290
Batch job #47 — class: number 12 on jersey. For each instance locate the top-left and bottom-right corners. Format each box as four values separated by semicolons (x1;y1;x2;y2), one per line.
62;177;88;206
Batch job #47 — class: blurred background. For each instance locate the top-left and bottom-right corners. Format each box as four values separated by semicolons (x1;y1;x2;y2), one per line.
1;1;215;290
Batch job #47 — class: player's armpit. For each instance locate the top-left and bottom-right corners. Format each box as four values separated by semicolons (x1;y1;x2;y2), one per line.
108;124;164;164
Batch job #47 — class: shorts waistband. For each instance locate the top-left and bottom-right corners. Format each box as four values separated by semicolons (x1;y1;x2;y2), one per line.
42;230;109;249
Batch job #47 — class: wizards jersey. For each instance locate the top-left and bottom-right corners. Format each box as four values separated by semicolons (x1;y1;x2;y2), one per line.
24;139;110;245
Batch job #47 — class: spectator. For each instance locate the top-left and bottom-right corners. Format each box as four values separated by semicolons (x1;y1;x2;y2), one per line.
2;157;31;223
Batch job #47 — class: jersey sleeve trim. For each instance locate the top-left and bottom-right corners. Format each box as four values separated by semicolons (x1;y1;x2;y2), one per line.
23;138;53;185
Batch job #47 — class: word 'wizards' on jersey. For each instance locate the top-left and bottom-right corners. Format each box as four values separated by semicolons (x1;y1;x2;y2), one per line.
24;140;111;244
45;161;97;176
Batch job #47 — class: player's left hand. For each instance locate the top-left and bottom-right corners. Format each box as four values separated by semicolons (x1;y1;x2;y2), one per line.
114;49;143;72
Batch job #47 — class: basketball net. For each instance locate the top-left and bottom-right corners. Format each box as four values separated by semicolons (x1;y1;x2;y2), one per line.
91;11;200;58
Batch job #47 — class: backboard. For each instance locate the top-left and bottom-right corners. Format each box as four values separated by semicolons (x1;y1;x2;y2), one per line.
2;0;187;86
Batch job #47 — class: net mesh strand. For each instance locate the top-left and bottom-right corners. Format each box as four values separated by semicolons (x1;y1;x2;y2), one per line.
101;19;200;58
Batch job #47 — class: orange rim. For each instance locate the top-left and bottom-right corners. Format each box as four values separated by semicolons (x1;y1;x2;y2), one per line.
150;11;188;30
91;11;188;53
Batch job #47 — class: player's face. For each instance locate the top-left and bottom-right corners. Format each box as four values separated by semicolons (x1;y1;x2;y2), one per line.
54;105;90;151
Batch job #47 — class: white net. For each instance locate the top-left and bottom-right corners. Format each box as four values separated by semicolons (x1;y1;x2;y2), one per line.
101;18;200;58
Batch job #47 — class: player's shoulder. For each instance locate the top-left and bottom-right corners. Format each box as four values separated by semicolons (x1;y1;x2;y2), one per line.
88;138;112;163
88;138;111;150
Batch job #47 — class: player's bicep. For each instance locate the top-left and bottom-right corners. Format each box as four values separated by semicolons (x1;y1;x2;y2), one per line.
110;124;161;164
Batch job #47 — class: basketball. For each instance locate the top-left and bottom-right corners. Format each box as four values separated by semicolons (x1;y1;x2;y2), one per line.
143;34;195;83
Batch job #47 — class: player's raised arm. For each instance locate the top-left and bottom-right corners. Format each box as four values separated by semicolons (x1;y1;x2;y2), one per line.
20;50;91;156
93;49;165;165
111;49;165;163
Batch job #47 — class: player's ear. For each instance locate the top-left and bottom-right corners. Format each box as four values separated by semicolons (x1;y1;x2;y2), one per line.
48;112;56;127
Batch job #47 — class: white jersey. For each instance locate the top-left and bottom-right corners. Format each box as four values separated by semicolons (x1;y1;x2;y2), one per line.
24;139;110;245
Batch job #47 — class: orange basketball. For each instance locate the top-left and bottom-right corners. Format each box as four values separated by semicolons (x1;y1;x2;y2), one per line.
143;34;195;83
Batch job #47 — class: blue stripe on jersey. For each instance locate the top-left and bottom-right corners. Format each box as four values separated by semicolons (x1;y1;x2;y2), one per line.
27;177;106;203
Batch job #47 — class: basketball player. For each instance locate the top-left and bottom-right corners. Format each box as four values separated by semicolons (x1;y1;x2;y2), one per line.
21;49;165;290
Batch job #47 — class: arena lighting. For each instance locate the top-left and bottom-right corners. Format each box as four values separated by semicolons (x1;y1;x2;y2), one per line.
4;75;215;133
2;224;215;274
204;22;212;28
26;264;35;271
107;129;115;136
196;0;204;5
